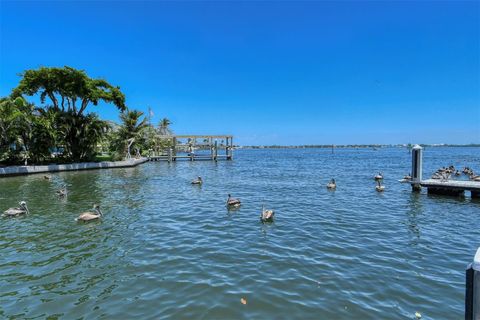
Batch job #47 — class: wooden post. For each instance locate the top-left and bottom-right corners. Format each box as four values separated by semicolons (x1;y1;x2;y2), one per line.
225;137;229;158
214;140;218;161
168;147;172;162
210;137;214;160
172;137;177;161
227;137;233;160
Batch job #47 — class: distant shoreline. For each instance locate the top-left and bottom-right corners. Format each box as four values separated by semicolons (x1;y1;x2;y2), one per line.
239;144;480;149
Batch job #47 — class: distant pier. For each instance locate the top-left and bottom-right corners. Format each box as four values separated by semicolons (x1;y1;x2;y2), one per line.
148;135;233;162
409;144;479;198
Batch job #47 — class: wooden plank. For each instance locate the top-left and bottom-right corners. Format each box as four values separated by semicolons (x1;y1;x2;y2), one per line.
419;179;480;192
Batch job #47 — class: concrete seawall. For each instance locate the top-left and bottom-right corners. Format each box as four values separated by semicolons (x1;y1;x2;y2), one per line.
0;158;148;177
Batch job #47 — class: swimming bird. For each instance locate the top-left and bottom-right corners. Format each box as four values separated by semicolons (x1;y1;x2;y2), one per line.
375;180;385;192
260;205;275;223
191;176;203;185
326;178;336;189
56;187;67;197
226;194;241;208
3;201;29;217
403;174;412;180
374;172;383;181
44;175;51;180
76;204;102;222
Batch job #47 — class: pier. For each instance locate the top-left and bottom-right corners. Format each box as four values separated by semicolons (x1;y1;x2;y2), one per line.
409;145;480;198
147;135;233;162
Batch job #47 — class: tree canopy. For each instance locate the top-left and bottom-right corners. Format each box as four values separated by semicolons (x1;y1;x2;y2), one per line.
12;66;127;115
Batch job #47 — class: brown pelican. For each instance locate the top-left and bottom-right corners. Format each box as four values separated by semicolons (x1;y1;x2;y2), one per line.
260;205;275;223
374;172;383;181
226;194;241;208
56;187;67;197
375;180;385;192
76;204;103;222
191;176;203;185
470;174;480;182
326;178;336;189
3;201;29;217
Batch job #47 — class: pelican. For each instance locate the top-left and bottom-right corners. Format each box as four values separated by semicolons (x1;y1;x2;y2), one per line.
226;194;241;208
56;187;67;197
260;205;275;223
326;178;336;189
470;174;480;182
375;180;385;192
374;172;383;181
3;201;29;217
191;176;203;185
76;204;102;222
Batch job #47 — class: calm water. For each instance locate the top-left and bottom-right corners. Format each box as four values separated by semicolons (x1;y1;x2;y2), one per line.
1;147;479;319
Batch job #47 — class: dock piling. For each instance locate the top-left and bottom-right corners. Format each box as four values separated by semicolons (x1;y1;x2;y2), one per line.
411;144;423;192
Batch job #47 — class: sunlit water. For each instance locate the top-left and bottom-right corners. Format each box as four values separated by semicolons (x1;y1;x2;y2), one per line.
1;147;479;319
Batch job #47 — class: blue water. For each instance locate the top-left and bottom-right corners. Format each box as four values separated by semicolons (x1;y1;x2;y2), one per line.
0;147;479;319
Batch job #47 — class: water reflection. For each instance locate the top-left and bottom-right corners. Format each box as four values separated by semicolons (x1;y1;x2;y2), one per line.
406;192;422;244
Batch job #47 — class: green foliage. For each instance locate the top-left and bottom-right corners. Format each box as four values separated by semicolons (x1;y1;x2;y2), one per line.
109;109;149;159
2;66;176;165
12;66;126;115
58;111;110;162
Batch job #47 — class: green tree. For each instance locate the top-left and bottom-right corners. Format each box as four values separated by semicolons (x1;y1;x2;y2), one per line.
158;117;173;136
12;66;126;115
11;66;126;162
111;109;148;159
58;111;110;162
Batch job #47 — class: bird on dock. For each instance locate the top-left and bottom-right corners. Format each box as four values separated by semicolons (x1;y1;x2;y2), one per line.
2;201;29;217
191;176;203;185
470;174;480;182
76;204;103;222
226;194;241;208
326;178;336;189
260;205;275;223
455;170;461;176
374;172;383;181
56;187;67;197
375;180;385;192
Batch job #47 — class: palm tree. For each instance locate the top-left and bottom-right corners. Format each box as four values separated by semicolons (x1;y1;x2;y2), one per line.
114;109;149;157
158;117;173;136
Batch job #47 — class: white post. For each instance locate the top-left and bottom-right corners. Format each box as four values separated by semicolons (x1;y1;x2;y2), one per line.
411;144;423;191
466;247;480;320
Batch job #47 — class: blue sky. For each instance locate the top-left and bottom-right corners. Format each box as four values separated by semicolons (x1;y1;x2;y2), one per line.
1;1;479;145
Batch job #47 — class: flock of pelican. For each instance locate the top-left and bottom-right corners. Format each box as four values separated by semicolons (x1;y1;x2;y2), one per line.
5;165;476;221
431;166;480;181
191;175;275;223
327;172;386;192
2;176;102;222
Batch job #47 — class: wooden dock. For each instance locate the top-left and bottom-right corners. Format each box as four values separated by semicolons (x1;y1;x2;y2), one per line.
407;144;479;198
419;179;480;198
147;135;233;162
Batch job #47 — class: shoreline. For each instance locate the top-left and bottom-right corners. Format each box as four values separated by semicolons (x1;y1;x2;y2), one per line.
0;158;148;177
